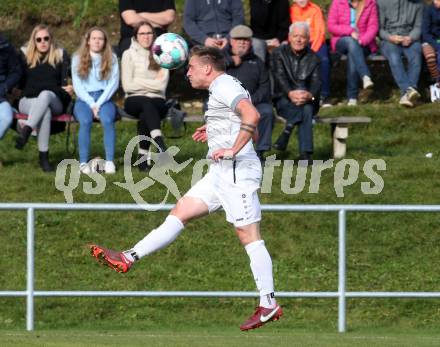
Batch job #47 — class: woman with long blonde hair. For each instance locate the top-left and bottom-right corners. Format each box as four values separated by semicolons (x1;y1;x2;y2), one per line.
17;24;73;172
72;27;119;174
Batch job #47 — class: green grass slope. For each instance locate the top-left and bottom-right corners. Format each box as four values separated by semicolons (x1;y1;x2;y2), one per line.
0;101;440;334
0;0;440;337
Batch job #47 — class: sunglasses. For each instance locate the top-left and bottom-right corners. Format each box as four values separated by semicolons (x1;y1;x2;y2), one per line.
138;32;154;36
36;36;50;43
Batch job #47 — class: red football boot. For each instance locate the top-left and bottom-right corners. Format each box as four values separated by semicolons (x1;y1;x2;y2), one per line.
90;244;133;273
240;305;282;331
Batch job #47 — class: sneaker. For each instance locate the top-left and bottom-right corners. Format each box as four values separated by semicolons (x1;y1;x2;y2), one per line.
104;161;116;174
399;93;413;108
90;244;133;273
319;97;332;108
79;162;91;175
347;98;357;106
407;86;421;104
136;154;151;171
430;84;440;102
362;75;374;90
89;157;105;173
240;305;283;331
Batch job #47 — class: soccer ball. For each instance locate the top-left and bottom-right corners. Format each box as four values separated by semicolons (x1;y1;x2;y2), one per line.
152;33;189;70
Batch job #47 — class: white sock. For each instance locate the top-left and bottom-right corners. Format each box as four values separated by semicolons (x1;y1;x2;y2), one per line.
245;240;276;309
138;147;149;156
150;129;163;138
125;215;184;260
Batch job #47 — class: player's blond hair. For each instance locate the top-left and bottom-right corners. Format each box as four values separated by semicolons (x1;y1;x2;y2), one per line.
189;46;226;72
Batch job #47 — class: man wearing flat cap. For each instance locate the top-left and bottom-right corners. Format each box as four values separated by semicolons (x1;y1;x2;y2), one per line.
223;25;274;163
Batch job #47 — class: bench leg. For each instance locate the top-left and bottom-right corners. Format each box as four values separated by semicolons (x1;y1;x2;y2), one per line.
332;124;348;159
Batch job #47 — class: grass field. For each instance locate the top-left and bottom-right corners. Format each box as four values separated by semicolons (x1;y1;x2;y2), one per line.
1;0;440;341
2;329;440;347
1;99;440;341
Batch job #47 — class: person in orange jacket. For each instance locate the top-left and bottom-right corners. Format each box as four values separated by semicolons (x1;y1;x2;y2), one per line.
290;0;332;107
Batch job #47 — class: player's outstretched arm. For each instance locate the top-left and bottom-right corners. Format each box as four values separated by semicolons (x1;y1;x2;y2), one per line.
212;99;260;161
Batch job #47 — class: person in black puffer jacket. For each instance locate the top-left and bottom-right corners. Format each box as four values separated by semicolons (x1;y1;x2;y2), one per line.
17;24;73;172
249;0;290;63
0;34;22;141
223;25;273;163
270;22;321;162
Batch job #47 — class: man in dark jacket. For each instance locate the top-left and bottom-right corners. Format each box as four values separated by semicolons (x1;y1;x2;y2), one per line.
223;25;273;163
183;0;244;49
0;34;22;141
270;22;320;162
377;0;424;107
249;0;290;63
118;0;176;56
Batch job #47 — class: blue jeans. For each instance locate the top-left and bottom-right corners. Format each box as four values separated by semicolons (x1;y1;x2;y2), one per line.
381;40;422;94
255;103;274;152
315;43;331;98
73;91;116;163
275;97;314;154
336;37;371;99
0;101;13;139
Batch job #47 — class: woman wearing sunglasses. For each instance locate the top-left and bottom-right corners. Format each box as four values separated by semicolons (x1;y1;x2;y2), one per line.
121;21;169;171
71;27;119;174
17;24;73;171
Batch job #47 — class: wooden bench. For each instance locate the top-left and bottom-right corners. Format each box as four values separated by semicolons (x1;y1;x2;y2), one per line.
14;112;74;123
315;116;371;159
141;112;371;159
275;114;371;158
14;112;77;154
338;53;387;62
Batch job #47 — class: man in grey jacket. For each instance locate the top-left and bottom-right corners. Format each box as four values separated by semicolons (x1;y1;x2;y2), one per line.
377;0;424;107
183;0;244;49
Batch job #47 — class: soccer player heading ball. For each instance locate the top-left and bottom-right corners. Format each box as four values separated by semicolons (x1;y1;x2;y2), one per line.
90;46;282;331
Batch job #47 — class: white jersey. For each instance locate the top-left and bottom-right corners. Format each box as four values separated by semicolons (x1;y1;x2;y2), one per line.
205;74;258;161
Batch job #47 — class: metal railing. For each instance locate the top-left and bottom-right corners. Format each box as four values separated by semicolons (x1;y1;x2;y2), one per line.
1;203;440;332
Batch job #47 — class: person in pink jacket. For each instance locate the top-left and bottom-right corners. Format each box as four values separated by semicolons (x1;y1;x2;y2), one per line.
328;0;379;105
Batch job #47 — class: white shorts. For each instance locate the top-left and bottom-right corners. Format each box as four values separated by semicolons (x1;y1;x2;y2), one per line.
184;159;262;227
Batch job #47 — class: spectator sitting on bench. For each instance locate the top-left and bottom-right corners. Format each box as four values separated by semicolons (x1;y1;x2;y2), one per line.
121;21;169;171
0;33;22;143
222;25;274;164
377;0;424;108
16;24;73;172
422;0;440;102
270;22;320;163
328;0;378;106
72;27;119;175
291;0;332;108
